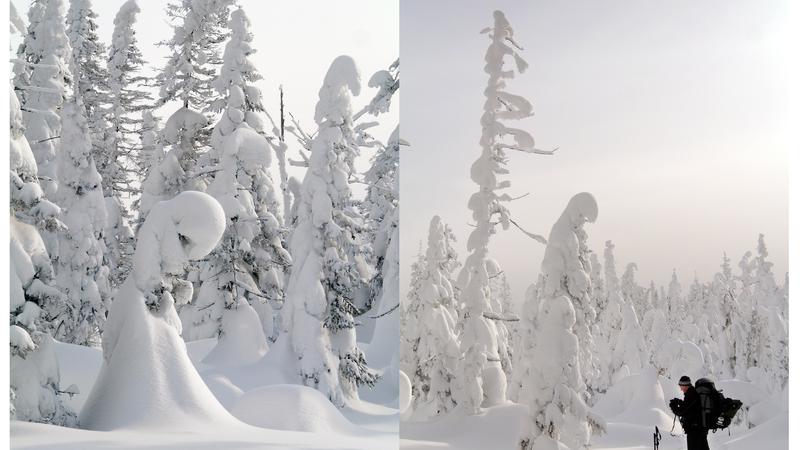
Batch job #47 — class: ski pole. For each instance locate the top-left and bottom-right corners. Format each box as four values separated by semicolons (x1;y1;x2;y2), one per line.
654;425;661;450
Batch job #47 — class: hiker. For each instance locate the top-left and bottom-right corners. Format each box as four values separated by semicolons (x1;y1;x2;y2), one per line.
669;375;710;450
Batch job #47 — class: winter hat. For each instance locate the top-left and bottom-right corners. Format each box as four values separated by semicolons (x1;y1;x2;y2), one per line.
678;376;692;386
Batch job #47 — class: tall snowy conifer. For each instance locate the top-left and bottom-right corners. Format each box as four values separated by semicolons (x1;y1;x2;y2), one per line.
21;0;72;199
188;7;291;346
66;0;110;147
157;0;233;146
10;79;77;426
456;10;554;412
101;0;151;285
407;216;460;418
519;192;604;450
53;100;110;346
284;55;377;407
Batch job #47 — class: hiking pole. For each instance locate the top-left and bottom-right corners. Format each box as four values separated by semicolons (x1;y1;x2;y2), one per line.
654;426;661;450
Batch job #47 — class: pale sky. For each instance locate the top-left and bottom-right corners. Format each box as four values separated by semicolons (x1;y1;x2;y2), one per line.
400;0;791;307
10;0;399;181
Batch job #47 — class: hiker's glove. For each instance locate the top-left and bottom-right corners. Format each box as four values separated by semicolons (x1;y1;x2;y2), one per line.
668;398;682;414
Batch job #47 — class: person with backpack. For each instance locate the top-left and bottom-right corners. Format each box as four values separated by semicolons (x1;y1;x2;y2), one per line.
669;376;710;450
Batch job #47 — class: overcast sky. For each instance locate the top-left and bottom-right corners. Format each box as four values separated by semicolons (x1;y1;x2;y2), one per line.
10;0;399;179
400;0;791;306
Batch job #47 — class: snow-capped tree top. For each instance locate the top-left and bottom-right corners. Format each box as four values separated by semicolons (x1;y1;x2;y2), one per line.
108;0;141;86
482;10;528;76
67;0;107;98
158;0;234;109
57;101;102;197
315;55;361;125
541;192;598;298
35;0;71;64
133;191;226;293
564;192;599;226
163;107;209;144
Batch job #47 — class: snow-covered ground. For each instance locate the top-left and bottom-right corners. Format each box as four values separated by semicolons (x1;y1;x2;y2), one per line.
400;371;787;450
12;338;399;450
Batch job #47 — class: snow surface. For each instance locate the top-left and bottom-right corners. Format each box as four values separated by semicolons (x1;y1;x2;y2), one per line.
15;336;399;449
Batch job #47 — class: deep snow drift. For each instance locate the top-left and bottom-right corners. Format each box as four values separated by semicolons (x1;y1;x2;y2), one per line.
14;335;399;450
401;369;787;450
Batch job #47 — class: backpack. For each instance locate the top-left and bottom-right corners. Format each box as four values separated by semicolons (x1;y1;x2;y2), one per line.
694;378;742;430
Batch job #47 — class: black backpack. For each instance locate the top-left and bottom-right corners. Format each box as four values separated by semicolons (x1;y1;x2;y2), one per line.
694;378;742;430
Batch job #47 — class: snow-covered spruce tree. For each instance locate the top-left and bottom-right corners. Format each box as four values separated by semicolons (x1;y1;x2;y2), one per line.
457;10;554;412
10;83;77;426
157;0;233;146
139;110;165;176
665;269;684;330
21;0;73;199
508;276;542;403
10;82;64;254
138;105;209;218
594;240;623;393
400;247;426;378
712;252;742;379
610;302;647;379
519;192;604;450
189;7;291;348
362;126;401;335
66;0;110;159
284;55;377;406
621;262;647;319
355;58;400;120
748;235;788;391
53;100;111;346
12;0;46;105
406;216;461;418
101;0;152;285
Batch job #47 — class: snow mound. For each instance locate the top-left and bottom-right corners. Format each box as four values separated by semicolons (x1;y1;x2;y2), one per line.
399;370;412;413
202;301;268;367
78;282;238;431
230;384;358;434
594;369;677;430
722;411;787;450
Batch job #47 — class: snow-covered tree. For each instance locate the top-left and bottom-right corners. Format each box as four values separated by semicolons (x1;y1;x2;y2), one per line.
10;82;76;426
621;262;646;319
157;0;233;145
457;10;554;412
138;107;209;218
80;191;229;430
362;125;403;379
12;0;47;105
101;0;152;285
21;0;73;199
665;269;684;329
610;302;647;379
284;55;377;407
52;100;111;346
356;58;399;119
185;7;290;347
139;110;165;177
66;0;110;156
406;216;461;418
518;192;604;450
401;247;426;376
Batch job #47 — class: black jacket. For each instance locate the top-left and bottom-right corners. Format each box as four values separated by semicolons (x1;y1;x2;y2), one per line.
673;386;704;432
